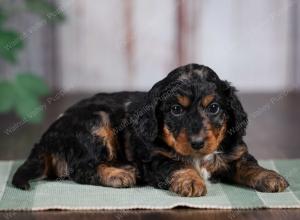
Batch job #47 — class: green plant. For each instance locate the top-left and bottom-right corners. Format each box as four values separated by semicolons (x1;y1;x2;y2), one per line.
0;0;65;123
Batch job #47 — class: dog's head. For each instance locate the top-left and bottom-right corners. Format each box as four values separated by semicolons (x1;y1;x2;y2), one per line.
136;64;247;157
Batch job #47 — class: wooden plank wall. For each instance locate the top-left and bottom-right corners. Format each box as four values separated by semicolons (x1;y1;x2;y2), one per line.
58;0;297;92
1;0;298;92
290;0;300;89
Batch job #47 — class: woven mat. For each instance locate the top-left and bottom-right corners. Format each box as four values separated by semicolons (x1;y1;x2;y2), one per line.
0;160;299;211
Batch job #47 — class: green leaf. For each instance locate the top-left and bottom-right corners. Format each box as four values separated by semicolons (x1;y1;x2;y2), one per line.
0;76;49;125
0;29;24;63
25;0;65;23
0;9;6;26
0;80;15;112
14;85;44;123
15;73;50;97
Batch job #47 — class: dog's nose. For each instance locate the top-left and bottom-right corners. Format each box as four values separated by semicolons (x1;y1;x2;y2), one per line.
191;139;205;150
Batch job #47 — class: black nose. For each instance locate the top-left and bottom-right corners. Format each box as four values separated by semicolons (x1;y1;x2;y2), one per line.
191;140;204;150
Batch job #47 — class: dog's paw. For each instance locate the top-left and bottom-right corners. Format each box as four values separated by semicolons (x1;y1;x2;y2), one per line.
169;168;207;197
98;165;136;188
254;170;289;193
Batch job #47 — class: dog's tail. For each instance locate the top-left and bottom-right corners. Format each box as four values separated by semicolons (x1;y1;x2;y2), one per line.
12;145;46;190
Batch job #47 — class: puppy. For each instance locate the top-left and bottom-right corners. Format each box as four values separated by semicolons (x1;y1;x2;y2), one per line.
12;64;289;197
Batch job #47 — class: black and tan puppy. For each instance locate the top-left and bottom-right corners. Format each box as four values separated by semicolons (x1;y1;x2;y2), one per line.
12;64;289;196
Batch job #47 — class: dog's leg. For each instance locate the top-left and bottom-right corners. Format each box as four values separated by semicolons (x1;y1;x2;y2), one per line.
97;164;137;188
230;154;289;192
147;156;207;197
69;162;137;188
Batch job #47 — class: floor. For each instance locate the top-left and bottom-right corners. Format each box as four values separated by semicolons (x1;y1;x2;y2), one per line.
0;92;300;220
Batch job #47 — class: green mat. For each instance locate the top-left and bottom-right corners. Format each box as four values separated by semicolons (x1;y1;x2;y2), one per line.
0;160;300;211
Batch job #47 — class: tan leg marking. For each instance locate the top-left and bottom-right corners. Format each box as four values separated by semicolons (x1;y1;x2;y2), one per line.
44;154;69;178
93;111;118;161
169;168;207;197
97;164;136;188
234;161;289;192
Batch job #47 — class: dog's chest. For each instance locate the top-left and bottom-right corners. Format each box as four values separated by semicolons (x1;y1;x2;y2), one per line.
192;154;214;181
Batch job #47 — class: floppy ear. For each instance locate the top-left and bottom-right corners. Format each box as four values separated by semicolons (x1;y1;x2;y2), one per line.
132;66;186;142
133;79;166;142
221;81;248;139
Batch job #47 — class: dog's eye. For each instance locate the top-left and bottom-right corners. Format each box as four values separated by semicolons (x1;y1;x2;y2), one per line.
171;104;184;116
206;102;220;114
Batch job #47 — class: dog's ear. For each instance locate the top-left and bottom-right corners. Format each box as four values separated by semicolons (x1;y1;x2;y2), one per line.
221;81;248;140
133;79;167;142
132;67;184;142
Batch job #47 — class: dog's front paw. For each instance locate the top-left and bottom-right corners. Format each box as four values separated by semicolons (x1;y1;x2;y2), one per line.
254;170;289;192
169;168;207;197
